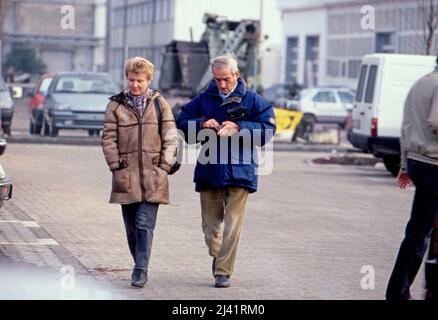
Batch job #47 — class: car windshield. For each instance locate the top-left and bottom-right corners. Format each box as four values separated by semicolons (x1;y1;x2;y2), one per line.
38;77;53;95
54;74;117;94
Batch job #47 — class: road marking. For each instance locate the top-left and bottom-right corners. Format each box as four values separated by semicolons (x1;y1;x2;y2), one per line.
0;220;40;228
0;238;59;246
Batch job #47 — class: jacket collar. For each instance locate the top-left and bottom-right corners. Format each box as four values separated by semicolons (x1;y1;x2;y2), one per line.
205;78;246;107
109;89;160;108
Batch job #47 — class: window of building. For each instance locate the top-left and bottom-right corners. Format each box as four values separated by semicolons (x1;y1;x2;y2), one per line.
327;59;339;77
348;59;361;79
168;0;174;20
142;2;149;24
285;37;298;84
147;1;154;23
135;4;142;25
305;36;319;87
161;0;167;21
155;0;162;22
376;32;396;53
112;8;125;28
112;49;124;69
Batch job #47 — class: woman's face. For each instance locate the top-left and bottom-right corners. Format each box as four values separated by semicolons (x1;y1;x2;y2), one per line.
127;72;151;96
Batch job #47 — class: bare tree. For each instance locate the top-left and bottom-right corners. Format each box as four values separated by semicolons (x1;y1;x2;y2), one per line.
417;0;438;55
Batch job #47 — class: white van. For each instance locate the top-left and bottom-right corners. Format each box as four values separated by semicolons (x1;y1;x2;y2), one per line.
348;54;436;175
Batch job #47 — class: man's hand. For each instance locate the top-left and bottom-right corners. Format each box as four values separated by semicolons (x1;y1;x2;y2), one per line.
217;121;240;136
202;119;220;131
397;170;412;189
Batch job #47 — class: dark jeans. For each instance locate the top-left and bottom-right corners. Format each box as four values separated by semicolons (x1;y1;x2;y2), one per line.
121;201;159;271
386;159;438;300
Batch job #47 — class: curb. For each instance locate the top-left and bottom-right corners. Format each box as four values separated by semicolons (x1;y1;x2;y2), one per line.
5;133;360;153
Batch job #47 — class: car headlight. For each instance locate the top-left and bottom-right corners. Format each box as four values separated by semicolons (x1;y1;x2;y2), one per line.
54;103;71;111
0;182;12;200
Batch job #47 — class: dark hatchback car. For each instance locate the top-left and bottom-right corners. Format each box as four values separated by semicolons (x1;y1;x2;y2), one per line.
41;72;117;137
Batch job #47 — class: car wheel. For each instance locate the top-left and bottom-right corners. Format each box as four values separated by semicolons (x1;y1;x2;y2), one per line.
2;125;11;136
34;122;42;134
41;115;50;136
383;155;400;177
50;120;58;137
29;121;35;134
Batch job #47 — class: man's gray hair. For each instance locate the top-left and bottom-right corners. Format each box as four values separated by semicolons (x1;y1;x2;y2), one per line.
211;54;239;73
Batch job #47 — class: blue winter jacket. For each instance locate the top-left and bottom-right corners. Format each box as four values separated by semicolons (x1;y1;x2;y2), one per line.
177;78;276;193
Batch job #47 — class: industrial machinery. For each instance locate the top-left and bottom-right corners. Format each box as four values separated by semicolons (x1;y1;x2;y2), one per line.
159;13;260;118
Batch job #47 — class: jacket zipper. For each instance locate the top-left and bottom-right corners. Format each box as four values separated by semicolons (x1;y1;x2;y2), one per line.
121;102;146;201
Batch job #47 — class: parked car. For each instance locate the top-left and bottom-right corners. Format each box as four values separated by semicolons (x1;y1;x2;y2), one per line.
262;83;301;106
0;135;12;209
348;53;436;176
28;73;55;134
41;72;118;137
0;76;14;136
294;86;355;128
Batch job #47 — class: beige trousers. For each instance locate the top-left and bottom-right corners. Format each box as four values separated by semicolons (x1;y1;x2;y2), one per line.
200;186;249;277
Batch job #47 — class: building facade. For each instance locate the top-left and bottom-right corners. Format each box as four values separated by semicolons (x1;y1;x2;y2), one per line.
108;0;282;88
0;0;106;76
278;0;438;89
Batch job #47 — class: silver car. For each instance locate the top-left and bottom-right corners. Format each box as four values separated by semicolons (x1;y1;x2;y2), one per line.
41;72;117;137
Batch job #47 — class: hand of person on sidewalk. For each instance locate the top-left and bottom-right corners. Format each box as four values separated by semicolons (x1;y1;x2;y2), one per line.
217;121;240;137
202;119;220;131
397;170;412;189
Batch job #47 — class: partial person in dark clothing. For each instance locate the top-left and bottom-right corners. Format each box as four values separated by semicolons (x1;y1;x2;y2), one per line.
386;57;438;300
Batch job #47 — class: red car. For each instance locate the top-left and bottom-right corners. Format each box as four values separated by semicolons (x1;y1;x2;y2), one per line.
28;73;55;134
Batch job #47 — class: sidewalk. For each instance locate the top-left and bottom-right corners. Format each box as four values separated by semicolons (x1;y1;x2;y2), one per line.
0;201;120;299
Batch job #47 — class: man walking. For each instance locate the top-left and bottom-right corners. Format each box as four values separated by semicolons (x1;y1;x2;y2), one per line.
386;57;438;300
177;54;276;288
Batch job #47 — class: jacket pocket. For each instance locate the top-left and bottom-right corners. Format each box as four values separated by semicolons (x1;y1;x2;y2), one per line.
420;144;438;159
153;166;169;193
112;168;130;193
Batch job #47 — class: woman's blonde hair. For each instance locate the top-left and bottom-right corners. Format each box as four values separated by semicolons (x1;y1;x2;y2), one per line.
124;56;155;80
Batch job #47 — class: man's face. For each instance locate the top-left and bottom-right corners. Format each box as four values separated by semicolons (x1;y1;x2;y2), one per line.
212;65;240;95
127;72;151;96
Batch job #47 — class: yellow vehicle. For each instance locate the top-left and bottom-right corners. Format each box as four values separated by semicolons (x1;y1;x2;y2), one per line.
273;108;303;140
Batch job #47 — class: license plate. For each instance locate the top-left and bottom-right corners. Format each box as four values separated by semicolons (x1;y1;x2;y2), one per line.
352;119;360;129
